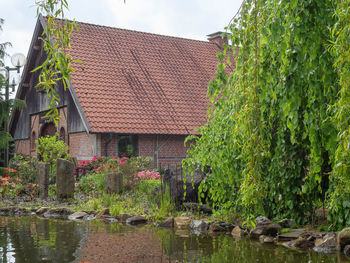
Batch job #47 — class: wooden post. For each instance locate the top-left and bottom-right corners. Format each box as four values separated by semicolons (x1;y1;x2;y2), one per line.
37;162;50;199
105;172;123;194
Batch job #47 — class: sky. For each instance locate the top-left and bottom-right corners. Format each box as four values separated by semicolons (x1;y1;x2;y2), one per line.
0;0;242;84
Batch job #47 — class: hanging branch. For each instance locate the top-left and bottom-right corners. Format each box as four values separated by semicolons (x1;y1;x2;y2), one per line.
33;0;82;126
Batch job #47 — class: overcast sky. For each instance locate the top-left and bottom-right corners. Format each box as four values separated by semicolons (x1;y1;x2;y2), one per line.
1;0;242;79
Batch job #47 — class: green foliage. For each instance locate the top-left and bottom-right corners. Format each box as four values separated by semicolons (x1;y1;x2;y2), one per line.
76;171;105;193
36;133;69;180
327;0;350;228
36;133;70;165
137;178;160;194
33;0;82;124
184;0;349;227
148;185;175;222
119;156;153;177
0;18;25;151
9;154;38;183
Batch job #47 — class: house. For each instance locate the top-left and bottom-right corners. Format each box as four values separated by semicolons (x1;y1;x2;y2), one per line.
10;15;228;168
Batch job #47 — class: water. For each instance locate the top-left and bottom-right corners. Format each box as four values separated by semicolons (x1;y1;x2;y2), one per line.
0;216;349;263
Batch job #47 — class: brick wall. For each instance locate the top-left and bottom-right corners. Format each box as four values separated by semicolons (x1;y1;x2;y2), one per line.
26;107;68;156
100;134;118;157
69;132;96;160
15;139;30;156
138;135;154;157
138;134;190;168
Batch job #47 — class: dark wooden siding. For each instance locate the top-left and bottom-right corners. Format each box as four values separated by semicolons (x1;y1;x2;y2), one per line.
13;82;85;139
67;93;85;133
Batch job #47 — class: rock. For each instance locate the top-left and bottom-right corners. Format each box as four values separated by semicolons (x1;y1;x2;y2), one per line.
324;232;336;240
259;235;275;244
56;158;75;200
344;245;350;257
43;207;74;218
282;238;315;249
175;229;190;238
37;162;50;199
337;228;350;250
315;238;324;247
0;207;30;216
118;213;133;222
313;236;340;253
163;168;206;204
174;217;191;229
36;207;49;215
83;214;96;221
103;217;119;223
277;229;308;242
232;226;244;237
182;202;213;215
159;217;174;228
209;223;226;233
126;215;147;225
278;218;296;228
219;222;235;232
256;216;271;226
97;208;110;217
250;223;282;238
105;172;123;194
181;212;194;219
190;220;209;231
68;211;88;220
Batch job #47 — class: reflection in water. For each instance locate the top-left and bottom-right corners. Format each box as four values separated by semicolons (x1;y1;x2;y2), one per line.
0;216;349;263
0;216;89;263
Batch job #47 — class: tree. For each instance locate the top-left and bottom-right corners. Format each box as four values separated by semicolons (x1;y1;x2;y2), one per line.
0;19;25;166
184;0;350;228
1;0;77;166
0;18;13;149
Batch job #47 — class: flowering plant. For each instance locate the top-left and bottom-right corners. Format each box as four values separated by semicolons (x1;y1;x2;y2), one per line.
137;170;161;180
0;168;21;197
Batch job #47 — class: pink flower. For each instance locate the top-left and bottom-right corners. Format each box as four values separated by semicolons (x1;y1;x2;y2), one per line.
97;167;101;171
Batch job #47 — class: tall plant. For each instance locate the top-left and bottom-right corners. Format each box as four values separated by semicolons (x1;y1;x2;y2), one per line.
184;0;344;226
328;0;350;227
0;19;25;150
33;0;81;125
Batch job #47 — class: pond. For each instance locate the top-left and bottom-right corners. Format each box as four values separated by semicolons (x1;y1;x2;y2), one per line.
0;216;349;263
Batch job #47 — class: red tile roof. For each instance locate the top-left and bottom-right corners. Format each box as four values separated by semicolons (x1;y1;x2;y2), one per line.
68;21;220;135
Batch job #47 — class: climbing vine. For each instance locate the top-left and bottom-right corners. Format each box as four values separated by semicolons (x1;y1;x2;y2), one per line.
33;0;81;125
184;0;349;227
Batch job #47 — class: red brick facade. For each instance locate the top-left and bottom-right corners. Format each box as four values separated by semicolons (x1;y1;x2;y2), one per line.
16;131;189;166
15;139;30;156
69;132;96;159
16;107;69;158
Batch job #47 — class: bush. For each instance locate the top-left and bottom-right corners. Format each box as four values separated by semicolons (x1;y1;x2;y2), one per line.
76;171;105;193
36;133;70;180
9;154;38;183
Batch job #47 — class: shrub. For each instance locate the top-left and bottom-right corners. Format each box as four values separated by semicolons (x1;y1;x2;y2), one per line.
36;133;70;180
9;154;38;183
76;171;105;194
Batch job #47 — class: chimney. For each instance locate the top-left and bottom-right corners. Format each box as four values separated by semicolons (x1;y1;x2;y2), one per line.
207;31;228;49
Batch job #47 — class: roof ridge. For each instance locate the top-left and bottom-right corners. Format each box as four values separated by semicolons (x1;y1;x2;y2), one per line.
48;15;216;45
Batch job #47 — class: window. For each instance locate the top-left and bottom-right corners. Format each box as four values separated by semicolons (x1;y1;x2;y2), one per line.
59;127;66;142
31;131;36;151
118;135;138;157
